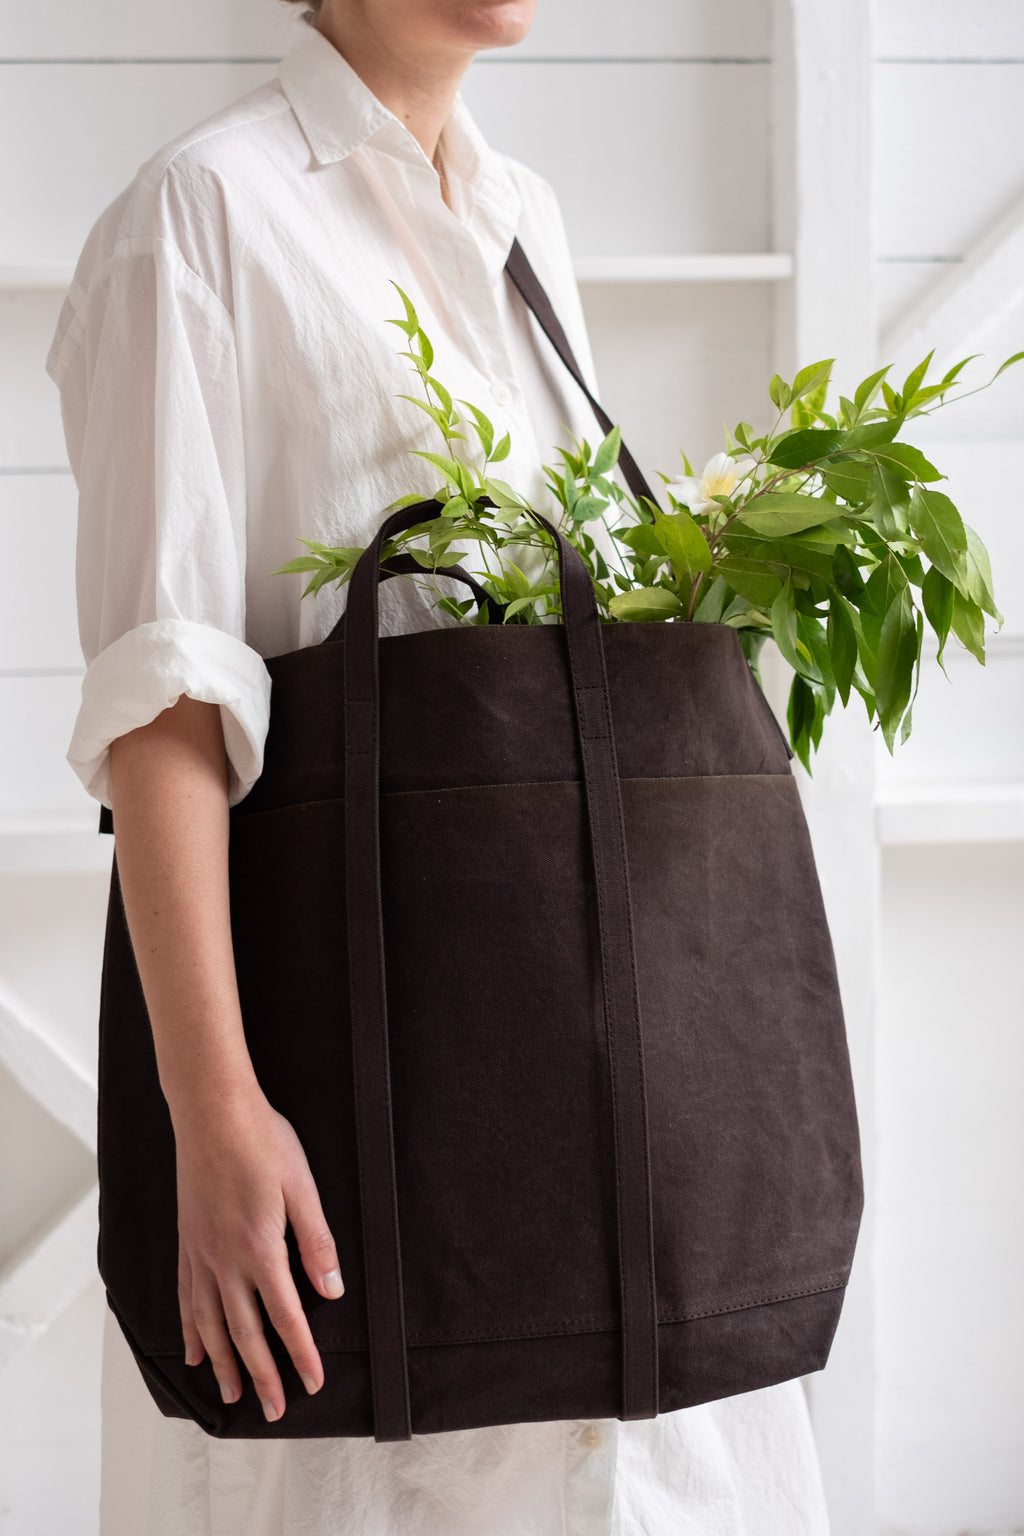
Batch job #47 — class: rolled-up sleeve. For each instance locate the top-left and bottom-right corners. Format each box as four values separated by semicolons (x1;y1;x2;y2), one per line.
47;227;270;809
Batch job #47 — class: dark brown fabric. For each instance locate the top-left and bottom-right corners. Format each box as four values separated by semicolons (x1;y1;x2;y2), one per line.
93;237;863;1441
96;605;863;1439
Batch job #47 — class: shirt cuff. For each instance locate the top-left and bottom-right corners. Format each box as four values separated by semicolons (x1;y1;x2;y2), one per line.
68;618;272;811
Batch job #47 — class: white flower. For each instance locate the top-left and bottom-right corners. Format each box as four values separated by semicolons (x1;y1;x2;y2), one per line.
666;451;760;521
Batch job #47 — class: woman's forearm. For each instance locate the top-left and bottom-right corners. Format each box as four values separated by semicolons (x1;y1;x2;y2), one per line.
108;694;260;1125
109;695;343;1416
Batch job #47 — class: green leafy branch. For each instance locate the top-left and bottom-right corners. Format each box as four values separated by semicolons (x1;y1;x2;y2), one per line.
273;283;1024;769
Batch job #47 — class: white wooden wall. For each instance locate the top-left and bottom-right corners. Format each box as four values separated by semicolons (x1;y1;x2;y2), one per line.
1;2;1021;1532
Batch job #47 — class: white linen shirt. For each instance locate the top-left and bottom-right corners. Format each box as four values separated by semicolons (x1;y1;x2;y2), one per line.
49;17;831;1536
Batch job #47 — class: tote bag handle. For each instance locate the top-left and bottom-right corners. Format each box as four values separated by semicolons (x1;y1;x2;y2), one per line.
342;495;659;1441
503;236;661;513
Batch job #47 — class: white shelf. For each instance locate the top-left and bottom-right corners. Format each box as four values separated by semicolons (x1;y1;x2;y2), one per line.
875;781;1024;846
0;266;75;291
0;819;110;874
0;254;797;291
573;253;794;283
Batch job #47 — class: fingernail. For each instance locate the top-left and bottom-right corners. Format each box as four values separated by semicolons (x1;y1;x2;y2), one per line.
262;1399;281;1423
184;1344;199;1367
220;1381;239;1405
322;1269;344;1298
301;1373;319;1395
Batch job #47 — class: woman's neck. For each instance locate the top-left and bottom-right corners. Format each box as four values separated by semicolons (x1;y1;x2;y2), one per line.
313;4;474;164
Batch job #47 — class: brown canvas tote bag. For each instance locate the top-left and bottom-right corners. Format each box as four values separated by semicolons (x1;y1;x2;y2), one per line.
94;237;864;1442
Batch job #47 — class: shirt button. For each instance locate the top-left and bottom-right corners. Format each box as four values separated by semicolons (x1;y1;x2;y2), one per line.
578;1422;605;1450
491;380;513;406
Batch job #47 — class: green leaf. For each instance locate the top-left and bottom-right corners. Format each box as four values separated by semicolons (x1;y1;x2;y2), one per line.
409;449;464;485
827;592;858;707
490;431;512;464
591;424;622;476
790;358;835;402
900;349;936;408
908;486;968;588
455;398;493;456
571;495;612;524
770;578;802;670
653;509;712;577
415;327;434;370
787;674;816;774
733;492;829;537
607;586;685;622
767;428;846;469
273;554;330;575
395;393;456;435
691;572;730;623
482;477;528;510
387;281;419;336
715;556;785;606
822;457;875;504
950;588;986;663
720;530;837;583
841;418;901;451
866;462;912;540
617;523;667;559
993;348;1024;383
899;608;925;745
874;442;944;483
404;546;466;570
875;586;919;752
921;564;955;674
961;522;1003;623
832;543;868;603
853;364;893;417
769;374;793;411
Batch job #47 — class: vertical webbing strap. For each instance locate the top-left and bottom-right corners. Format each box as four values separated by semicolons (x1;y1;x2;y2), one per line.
343;488;659;1439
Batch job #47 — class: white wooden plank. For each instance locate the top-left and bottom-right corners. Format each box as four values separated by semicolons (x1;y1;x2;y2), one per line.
578;280;774;488
502;0;770;58
0;476;80;668
574;253;793;282
876;1;1024;58
877;781;1024;844
881;191;1024;372
3;0;297;60
0;988;97;1152
0;871;109;1083
874;637;1024;789
906;441;1024;634
875;64;1024;259
0;1185;98;1373
0;676;94;821
874;269;1024;439
0;828;111;874
0;267;75;289
771;2;878;1531
4;0;769;61
463;62;770;256
876;842;1024;1533
0;63;274;267
0;291;69;469
4;60;769;268
0;1279;103;1536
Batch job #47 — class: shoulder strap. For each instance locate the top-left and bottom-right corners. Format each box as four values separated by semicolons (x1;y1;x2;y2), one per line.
503;237;660;513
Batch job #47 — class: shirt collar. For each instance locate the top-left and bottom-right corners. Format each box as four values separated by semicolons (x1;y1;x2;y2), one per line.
277;18;522;279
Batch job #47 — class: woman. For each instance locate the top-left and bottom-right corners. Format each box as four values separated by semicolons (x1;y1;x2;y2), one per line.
47;1;833;1531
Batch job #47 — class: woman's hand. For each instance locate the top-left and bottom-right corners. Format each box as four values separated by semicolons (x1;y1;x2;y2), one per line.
174;1081;344;1422
108;695;345;1424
